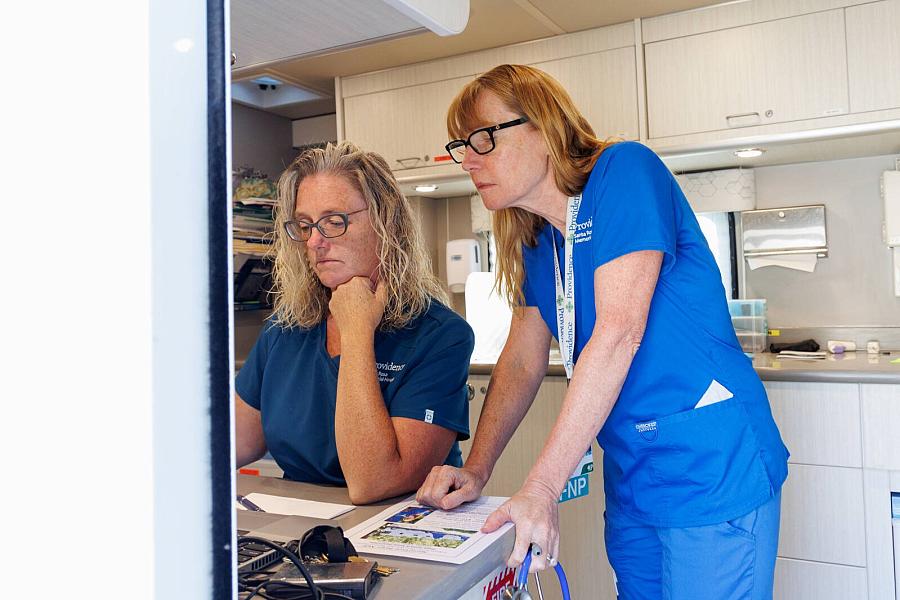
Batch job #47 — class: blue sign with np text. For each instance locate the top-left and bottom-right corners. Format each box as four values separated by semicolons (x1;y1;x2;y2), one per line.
559;474;589;503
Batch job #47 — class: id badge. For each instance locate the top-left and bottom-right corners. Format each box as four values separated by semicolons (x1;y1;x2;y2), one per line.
559;447;593;503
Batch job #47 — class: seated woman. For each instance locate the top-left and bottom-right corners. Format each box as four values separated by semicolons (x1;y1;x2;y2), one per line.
235;141;474;504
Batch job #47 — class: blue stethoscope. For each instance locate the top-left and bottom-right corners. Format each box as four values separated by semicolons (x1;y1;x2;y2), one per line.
504;543;571;600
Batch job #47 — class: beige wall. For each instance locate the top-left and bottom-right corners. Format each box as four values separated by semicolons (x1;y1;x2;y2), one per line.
745;153;900;328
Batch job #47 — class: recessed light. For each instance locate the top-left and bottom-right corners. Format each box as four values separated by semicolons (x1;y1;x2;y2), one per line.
250;75;283;87
734;148;765;158
414;184;438;193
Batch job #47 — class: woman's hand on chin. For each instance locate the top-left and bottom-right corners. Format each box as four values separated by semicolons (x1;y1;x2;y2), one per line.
329;276;387;337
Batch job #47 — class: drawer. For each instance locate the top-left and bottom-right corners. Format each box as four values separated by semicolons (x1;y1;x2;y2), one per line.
774;557;867;600
779;464;866;566
765;381;861;467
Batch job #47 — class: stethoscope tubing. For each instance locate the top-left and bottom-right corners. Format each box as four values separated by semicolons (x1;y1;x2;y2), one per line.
515;548;572;600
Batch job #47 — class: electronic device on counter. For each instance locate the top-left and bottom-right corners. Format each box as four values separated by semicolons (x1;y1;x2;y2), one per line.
237;536;299;573
270;560;378;600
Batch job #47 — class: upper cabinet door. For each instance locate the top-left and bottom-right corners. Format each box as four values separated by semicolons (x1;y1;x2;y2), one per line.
343;75;472;172
846;0;900;114
535;47;640;141
645;9;849;139
343;45;641;172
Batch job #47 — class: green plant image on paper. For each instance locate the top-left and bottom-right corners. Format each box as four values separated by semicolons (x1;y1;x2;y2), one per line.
363;524;469;549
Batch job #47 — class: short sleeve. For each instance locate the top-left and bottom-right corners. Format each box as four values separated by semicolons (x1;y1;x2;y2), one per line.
522;251;539;307
389;317;474;440
588;143;677;274
235;321;280;410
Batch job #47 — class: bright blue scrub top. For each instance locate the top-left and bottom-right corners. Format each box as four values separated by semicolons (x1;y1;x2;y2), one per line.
236;300;474;485
522;142;789;528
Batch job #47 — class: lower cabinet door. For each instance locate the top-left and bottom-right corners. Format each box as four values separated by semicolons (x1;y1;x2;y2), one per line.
775;557;867;600
778;463;867;566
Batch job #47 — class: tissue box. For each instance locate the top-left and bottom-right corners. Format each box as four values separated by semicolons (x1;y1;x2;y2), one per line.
727;299;767;354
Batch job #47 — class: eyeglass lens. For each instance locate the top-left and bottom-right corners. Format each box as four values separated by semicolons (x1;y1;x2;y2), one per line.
449;130;495;162
287;214;347;241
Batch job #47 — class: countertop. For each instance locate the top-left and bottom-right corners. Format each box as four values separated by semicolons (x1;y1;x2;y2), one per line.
470;351;900;384
236;475;514;600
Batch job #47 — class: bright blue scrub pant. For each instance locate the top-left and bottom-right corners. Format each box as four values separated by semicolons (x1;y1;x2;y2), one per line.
604;492;781;600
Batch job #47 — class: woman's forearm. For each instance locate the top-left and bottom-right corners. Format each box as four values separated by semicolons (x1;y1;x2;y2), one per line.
463;342;547;484
332;331;415;503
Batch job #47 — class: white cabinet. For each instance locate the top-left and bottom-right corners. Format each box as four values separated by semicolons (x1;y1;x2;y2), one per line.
343;43;641;173
860;383;900;470
343;74;472;172
534;47;640;141
775;557;868;600
463;374;617;600
846;0;900;114
340;21;641;174
644;9;849;139
778;464;867;566
765;381;862;467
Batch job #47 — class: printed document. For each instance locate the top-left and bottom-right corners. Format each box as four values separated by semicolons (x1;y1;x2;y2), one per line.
345;495;512;564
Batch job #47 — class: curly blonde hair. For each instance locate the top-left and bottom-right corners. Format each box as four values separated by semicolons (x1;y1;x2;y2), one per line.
270;141;448;330
446;64;616;307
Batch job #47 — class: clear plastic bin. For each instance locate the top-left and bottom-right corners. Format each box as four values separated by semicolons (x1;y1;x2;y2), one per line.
727;299;767;354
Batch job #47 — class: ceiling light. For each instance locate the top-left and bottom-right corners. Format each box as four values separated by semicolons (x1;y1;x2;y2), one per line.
414;184;438;193
250;75;283;87
734;148;765;158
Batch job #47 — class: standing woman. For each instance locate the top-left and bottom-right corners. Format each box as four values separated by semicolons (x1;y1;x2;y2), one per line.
417;65;789;599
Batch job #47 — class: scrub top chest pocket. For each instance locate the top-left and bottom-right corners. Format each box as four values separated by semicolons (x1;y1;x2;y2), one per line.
635;397;774;518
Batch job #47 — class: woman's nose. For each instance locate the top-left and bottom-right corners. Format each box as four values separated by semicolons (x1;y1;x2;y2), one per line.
461;149;481;172
306;226;328;249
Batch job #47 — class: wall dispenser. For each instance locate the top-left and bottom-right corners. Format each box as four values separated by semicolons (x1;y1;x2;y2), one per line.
446;239;481;293
741;205;827;273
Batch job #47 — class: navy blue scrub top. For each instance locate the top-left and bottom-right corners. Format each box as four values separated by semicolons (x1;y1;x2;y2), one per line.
236;300;474;486
522;142;789;527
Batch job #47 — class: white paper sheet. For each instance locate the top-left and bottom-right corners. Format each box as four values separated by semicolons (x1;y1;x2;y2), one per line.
746;253;817;272
345;495;513;564
243;493;354;519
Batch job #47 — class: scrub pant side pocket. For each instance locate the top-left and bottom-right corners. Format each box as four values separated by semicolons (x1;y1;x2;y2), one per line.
660;491;781;600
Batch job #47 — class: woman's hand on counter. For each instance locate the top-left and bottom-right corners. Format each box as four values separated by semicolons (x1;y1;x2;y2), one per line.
481;479;559;572
416;465;488;510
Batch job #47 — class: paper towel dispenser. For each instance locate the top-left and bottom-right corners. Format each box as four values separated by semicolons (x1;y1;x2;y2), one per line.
741;205;828;259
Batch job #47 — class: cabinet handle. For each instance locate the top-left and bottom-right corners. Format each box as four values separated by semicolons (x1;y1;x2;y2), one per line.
396;156;423;169
466;384;475;402
725;112;761;128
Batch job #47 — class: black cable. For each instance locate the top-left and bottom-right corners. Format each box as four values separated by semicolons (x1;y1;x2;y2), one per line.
237;536;321;598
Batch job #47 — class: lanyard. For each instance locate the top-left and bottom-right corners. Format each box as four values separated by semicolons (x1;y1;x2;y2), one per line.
552;194;581;380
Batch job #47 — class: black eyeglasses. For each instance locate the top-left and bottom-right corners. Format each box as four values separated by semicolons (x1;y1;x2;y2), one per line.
445;117;530;164
283;208;368;242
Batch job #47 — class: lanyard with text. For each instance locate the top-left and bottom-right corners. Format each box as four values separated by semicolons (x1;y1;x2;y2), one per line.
552;194;581;380
552;194;593;503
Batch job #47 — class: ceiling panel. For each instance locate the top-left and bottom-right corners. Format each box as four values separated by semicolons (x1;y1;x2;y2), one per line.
525;0;727;33
241;0;558;92
232;0;729;115
232;0;423;70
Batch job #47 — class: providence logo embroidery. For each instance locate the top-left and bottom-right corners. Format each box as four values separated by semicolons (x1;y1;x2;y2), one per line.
376;361;406;383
